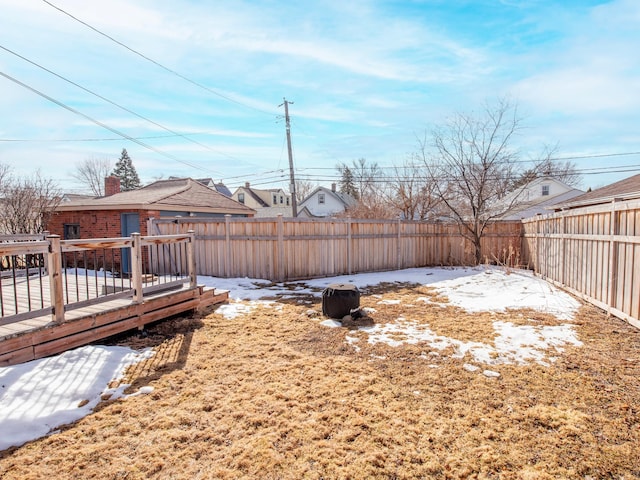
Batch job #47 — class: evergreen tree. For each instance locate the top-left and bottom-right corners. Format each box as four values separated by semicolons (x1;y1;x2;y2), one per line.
337;165;359;200
111;148;141;191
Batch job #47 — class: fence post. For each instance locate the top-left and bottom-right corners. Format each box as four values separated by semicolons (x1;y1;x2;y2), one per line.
560;214;566;285
607;200;618;316
277;214;285;281
47;235;64;322
187;229;197;288
131;233;143;304
224;215;231;278
397;218;402;270
535;217;540;275
347;216;352;275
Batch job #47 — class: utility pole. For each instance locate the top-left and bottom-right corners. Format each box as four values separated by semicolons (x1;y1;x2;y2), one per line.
280;97;298;217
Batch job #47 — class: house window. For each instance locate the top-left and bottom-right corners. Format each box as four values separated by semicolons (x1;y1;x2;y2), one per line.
318;193;325;204
280;195;284;204
286;197;290;206
273;195;277;205
64;223;80;239
541;185;550;196
238;193;245;204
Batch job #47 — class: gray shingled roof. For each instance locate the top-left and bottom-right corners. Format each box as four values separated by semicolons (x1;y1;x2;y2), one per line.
57;178;255;215
555;173;640;209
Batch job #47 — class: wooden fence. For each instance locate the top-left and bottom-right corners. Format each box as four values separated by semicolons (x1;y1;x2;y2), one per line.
149;217;524;281
522;199;640;329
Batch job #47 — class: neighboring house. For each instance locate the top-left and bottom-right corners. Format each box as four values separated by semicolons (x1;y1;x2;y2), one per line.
46;177;254;275
297;184;357;218
498;177;584;220
48;176;255;241
231;182;293;218
551;173;640;211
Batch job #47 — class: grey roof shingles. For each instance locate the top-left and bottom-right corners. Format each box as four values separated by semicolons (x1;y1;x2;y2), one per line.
556;173;640;209
57;178;255;214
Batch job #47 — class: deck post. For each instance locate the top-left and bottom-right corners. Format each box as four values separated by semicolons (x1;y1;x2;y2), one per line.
187;230;197;288
46;235;65;322
131;233;143;304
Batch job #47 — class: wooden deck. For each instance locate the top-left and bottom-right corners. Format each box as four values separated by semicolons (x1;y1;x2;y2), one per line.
0;232;229;367
0;277;228;366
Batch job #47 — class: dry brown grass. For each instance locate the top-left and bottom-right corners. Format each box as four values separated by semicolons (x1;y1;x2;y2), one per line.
1;284;639;479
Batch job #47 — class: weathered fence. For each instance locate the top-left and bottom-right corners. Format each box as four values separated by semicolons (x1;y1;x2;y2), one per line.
149;217;524;281
522;199;640;329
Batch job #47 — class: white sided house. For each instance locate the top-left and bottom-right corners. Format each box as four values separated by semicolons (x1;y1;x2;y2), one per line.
499;176;584;220
298;184;357;218
231;182;293;218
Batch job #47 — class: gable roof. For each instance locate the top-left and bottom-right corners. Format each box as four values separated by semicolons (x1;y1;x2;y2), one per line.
555;173;640;210
234;186;269;207
499;176;583;220
57;178;255;215
300;186;357;207
213;182;232;197
501;188;584;220
233;185;291;207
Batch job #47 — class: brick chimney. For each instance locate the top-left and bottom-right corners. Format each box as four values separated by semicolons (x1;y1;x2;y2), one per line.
245;182;250;188
331;183;337;192
105;176;121;196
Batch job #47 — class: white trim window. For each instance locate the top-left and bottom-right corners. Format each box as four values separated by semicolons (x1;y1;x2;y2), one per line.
318;193;325;204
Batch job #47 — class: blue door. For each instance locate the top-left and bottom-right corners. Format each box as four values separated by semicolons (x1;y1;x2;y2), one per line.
121;213;140;275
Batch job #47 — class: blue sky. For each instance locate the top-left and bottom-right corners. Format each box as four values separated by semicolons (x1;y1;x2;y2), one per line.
1;0;639;194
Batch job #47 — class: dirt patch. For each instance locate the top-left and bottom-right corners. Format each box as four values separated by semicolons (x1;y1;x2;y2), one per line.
1;286;639;479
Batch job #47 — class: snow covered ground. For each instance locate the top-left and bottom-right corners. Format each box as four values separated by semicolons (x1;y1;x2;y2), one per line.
0;266;581;451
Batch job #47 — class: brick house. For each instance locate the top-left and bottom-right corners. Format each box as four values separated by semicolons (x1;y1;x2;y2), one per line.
46;177;254;273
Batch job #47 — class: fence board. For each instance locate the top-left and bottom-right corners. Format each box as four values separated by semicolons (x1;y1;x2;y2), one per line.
522;198;640;329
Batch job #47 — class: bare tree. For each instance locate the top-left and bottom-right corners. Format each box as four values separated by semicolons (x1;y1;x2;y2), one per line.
385;158;441;220
336;158;388;218
420;99;523;264
0;170;62;234
295;179;316;203
71;157;113;196
0;163;10;188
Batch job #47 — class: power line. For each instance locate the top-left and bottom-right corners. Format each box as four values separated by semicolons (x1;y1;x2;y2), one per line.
292;163;640;183
299;151;640;171
0;70;222;177
0;133;208;142
41;0;278;117
0;44;246;163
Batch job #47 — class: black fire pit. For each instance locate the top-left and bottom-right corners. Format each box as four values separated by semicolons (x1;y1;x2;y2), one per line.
322;283;360;319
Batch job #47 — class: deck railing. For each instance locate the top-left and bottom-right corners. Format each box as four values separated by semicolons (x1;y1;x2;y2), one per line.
0;231;196;325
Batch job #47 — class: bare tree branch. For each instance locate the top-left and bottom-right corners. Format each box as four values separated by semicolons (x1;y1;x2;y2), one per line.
295;179;316;203
0;170;62;234
71;157;113;196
